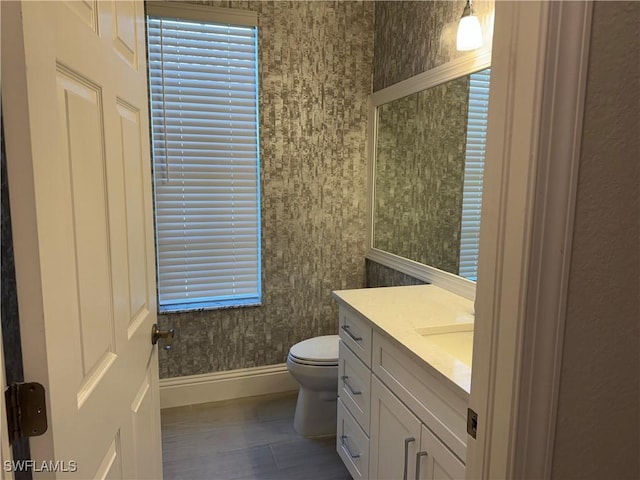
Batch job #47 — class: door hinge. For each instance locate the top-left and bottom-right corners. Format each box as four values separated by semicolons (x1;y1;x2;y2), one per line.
467;407;478;439
5;382;48;445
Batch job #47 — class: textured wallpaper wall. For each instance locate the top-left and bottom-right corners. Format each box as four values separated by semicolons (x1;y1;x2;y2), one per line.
373;0;494;92
365;259;426;288
158;1;374;378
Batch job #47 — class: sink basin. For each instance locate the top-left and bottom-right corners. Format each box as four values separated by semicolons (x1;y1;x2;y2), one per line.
420;331;474;367
414;317;474;336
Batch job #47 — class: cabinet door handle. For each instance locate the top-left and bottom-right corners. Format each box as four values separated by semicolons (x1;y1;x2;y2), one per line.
341;375;362;395
340;435;360;459
415;451;428;480
403;437;415;480
341;324;363;342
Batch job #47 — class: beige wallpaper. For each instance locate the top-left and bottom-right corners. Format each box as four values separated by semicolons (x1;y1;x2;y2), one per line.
551;2;639;478
158;1;374;378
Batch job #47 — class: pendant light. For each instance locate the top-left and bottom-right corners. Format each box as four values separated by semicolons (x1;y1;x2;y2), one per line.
456;0;483;51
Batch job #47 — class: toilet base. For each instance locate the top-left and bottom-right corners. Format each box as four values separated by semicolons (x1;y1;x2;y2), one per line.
293;387;337;437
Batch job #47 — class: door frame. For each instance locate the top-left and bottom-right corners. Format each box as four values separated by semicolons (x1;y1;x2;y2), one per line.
467;1;593;478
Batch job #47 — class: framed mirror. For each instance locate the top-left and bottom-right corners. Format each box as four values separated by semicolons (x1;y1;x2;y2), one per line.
366;50;492;299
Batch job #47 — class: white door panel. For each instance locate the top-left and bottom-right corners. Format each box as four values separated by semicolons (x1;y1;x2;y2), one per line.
2;1;161;478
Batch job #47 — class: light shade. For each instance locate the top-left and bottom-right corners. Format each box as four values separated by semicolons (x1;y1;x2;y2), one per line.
457;12;483;51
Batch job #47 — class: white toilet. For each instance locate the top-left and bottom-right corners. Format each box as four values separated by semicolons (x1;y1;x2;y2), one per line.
286;335;339;437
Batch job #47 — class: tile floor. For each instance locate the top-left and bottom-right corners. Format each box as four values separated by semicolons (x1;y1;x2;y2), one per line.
161;392;352;480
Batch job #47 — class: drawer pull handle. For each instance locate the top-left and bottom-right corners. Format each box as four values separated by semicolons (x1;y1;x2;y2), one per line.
341;324;363;342
415;451;428;480
340;435;360;459
403;437;415;480
341;375;362;395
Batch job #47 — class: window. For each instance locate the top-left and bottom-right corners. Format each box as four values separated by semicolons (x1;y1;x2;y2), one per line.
459;68;491;281
146;4;261;312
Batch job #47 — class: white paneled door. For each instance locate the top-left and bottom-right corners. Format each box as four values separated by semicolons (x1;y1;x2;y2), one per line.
2;1;162;478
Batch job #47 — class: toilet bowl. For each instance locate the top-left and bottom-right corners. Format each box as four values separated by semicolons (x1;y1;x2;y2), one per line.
286;335;339;437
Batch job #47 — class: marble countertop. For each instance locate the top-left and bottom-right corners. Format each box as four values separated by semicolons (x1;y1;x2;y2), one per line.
332;284;474;395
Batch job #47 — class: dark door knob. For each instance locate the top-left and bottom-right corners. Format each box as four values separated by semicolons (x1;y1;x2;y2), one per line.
151;324;175;350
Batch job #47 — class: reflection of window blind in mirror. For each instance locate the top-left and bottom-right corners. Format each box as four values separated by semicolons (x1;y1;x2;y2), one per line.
459;68;491;281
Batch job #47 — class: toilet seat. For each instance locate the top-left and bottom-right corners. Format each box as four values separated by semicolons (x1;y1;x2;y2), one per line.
288;335;339;366
288;354;337;367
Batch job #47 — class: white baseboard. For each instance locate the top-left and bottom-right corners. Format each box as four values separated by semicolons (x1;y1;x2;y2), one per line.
159;363;299;409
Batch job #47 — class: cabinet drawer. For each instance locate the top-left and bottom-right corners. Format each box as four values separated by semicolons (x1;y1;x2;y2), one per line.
339;306;372;366
337;399;369;480
338;340;371;434
372;332;468;462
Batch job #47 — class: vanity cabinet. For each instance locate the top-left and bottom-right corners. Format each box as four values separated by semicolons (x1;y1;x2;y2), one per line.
334;297;469;480
370;377;464;480
372;331;468;462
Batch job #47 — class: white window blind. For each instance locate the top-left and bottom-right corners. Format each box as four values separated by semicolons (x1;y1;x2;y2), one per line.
459;68;491;281
146;5;261;312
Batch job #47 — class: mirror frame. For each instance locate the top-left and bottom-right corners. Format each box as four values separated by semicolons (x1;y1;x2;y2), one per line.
366;48;492;300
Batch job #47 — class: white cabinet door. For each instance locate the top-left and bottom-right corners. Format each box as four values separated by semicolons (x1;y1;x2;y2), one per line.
371;375;465;480
370;376;421;480
415;425;465;480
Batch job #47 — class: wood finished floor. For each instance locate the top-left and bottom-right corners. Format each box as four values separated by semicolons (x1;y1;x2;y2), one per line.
161;392;352;480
